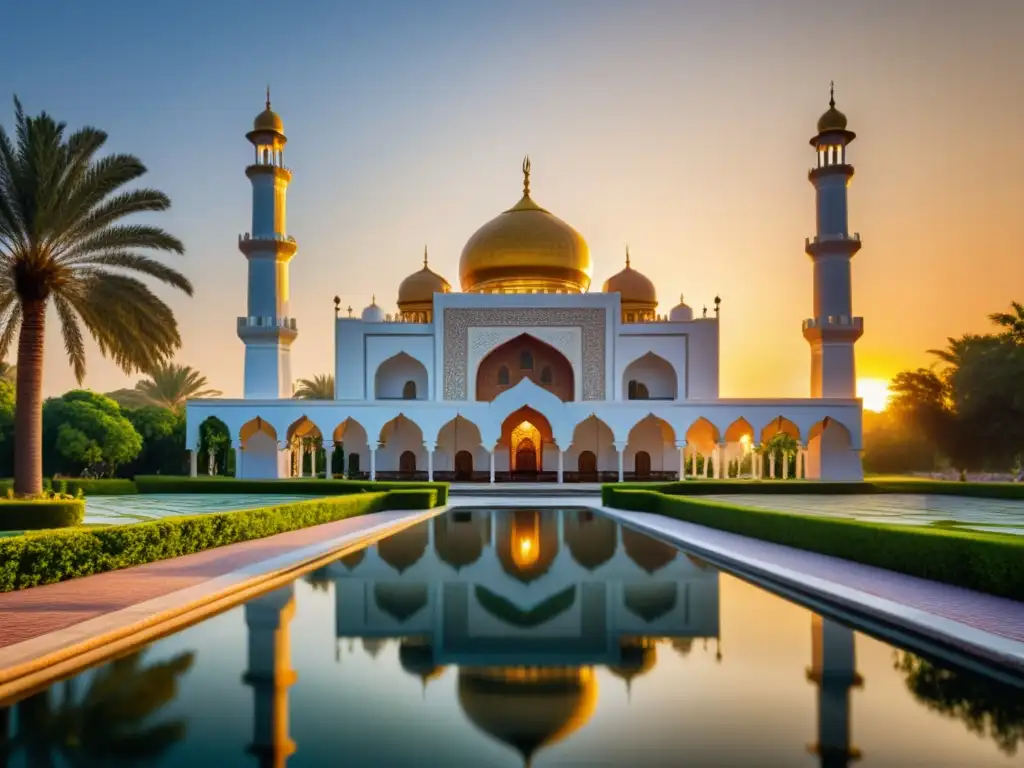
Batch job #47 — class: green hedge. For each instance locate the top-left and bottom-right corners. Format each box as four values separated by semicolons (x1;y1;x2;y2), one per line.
0;489;440;592
133;476;449;505
602;479;1024;504
0;500;85;531
604;489;1024;600
60;478;139;496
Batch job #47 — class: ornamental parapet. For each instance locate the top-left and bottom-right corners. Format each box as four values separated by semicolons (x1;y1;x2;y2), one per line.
808;163;854;181
245;164;292;182
238;315;298;331
237;316;299;343
238;233;298;259
802;315;864;342
805;232;862;257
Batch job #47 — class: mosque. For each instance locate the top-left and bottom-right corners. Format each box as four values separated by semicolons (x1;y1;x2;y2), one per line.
185;87;865;482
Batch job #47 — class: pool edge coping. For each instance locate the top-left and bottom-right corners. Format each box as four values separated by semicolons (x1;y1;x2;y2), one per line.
597;505;1024;676
0;505;448;703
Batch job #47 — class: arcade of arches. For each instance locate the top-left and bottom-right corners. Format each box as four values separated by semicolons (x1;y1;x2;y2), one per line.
225;411;855;483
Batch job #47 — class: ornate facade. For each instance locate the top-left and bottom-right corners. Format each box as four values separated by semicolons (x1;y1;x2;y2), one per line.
186;89;866;481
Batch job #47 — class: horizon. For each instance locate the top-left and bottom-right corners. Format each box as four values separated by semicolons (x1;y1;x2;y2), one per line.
4;0;1021;401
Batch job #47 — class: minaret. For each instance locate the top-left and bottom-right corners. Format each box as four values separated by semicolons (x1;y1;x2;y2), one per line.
803;83;863;398
238;88;298;399
806;614;863;767
243;584;298;768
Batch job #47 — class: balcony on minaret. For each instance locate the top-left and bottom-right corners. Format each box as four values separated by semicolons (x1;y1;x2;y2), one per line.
239;232;298;260
805;233;862;258
802;315;864;344
238;315;298;342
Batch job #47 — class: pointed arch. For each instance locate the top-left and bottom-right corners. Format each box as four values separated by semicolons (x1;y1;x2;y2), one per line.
332;417;369;478
476;333;574;402
378;414;426;479
238;416;279;479
626;414;676;480
567;415;615;481
759;415;802;444
622;352;677;400
435;416;484;481
806;417;861;481
375;352;428;400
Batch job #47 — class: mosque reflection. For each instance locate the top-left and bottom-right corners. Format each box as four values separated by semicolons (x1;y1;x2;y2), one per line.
252;509;865;767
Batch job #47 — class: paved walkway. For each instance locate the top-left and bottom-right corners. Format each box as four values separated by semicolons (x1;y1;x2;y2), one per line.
0;509;420;651
705;493;1024;536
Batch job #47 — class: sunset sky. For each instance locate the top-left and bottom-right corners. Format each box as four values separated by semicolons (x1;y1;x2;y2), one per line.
3;0;1022;399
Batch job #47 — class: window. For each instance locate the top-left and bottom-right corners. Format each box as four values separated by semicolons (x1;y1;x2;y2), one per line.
402;380;417;400
540;366;553;385
635;451;651;478
519;351;534;370
628;380;650;400
497;366;510;386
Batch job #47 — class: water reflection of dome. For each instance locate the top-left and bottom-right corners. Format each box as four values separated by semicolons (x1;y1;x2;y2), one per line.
623;583;678;622
399;637;446;686
497;510;559;584
564;511;617;571
608;639;658;690
672;638;694;657
621;527;677;574
377;523;429;574
434;513;490;571
374;583;428;622
339;548;365;570
458;667;598;766
361;638;389;658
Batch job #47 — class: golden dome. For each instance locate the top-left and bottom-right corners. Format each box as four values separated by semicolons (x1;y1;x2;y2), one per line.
602;247;656;305
817;83;848;133
458;667;598;764
397;246;452;308
253;88;284;135
459;157;592;294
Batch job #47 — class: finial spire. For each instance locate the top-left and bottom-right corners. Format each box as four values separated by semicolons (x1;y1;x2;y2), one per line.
522;154;531;197
266;85;271;110
423;244;428;268
829;80;835;109
371;294;376;305
625;245;631;268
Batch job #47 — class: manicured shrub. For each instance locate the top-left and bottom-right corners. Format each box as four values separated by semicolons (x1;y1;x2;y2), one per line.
381;488;439;510
133;475;449;505
603;489;1024;600
0;488;439;592
0;500;85;531
60;478;139;496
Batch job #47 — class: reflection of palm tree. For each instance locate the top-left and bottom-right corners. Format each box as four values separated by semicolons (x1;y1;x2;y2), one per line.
7;649;194;765
894;651;1024;756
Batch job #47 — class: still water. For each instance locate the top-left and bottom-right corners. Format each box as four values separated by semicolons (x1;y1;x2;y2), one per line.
1;508;1021;767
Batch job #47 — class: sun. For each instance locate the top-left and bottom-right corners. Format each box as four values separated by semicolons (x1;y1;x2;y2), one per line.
857;377;892;412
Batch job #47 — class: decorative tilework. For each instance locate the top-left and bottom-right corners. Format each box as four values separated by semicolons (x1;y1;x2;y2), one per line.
444;307;606;400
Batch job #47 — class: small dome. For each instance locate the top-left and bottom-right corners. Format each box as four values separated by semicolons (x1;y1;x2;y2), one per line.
253;88;284;135
817;84;848;133
602;248;656;305
669;295;693;321
361;297;385;323
398;247;452;308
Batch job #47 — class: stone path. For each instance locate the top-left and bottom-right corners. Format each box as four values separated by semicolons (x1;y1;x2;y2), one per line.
704;493;1024;536
0;509;416;651
84;493;317;525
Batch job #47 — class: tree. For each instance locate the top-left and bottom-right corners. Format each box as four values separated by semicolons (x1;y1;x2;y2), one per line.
989;300;1024;344
761;431;799;476
293;374;334;400
0;98;190;496
127;363;221;412
0;360;14;383
121;405;186;476
42;390;142;477
199;416;231;475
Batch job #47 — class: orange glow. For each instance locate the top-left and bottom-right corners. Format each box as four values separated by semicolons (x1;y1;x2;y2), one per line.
510;513;541;569
857;377;892;412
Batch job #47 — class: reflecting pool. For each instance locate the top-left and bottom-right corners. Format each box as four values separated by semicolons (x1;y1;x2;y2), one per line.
1;508;1021;767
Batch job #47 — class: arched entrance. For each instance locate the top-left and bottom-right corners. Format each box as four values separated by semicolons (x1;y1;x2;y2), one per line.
454;450;474;480
498;406;554;482
476;334;575;402
399;450;417;474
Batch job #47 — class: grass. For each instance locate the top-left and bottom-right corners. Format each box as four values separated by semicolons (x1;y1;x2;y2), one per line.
611;478;1024;500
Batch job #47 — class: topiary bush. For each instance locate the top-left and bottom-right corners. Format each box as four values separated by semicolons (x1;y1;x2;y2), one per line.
133;475;449;505
0;499;85;531
60;478;139;496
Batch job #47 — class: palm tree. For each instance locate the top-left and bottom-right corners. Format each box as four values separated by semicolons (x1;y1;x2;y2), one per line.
0;360;14;383
130;362;221;412
293;373;334;400
989;300;1024;343
0;97;191;496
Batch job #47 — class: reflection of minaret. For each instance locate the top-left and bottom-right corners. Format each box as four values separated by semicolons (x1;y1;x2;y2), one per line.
243;584;298;768
806;615;863;767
